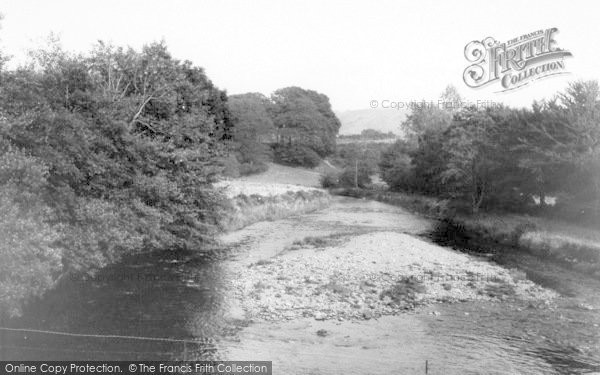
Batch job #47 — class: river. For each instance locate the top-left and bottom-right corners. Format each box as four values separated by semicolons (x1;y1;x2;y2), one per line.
1;197;599;374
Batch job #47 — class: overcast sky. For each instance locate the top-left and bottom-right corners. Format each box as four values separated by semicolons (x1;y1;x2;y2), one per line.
0;0;597;111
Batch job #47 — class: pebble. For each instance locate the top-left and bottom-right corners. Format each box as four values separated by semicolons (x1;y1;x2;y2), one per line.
314;312;327;320
316;329;329;337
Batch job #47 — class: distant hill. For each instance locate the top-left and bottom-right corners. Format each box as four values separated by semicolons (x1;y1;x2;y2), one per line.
335;108;409;136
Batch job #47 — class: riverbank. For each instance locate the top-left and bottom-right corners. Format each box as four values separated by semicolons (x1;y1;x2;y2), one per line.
332;188;600;278
215;180;331;231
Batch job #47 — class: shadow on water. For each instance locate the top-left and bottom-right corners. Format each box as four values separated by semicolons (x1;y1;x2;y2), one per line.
424;219;600;375
0;249;236;360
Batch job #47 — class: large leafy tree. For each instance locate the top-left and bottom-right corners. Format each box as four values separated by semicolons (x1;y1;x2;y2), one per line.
441;106;506;213
270;86;341;157
398;88;456;195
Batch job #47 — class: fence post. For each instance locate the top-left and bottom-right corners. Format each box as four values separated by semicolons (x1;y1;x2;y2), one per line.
0;318;5;359
425;360;429;374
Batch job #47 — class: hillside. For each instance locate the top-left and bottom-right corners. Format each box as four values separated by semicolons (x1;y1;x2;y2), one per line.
335;108;408;136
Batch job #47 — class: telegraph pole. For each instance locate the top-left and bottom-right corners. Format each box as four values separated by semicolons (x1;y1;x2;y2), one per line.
354;159;358;188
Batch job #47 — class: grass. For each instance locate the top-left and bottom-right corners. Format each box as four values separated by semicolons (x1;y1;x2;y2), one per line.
220;190;331;231
453;213;600;266
228;162;324;187
215;179;322;198
380;278;427;304
288;233;348;250
217;162;335;231
331;187;449;218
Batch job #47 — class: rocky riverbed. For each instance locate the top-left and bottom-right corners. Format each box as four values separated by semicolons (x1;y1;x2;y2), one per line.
230;231;556;322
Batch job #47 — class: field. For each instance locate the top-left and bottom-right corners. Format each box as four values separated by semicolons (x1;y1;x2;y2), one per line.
223;162;337;188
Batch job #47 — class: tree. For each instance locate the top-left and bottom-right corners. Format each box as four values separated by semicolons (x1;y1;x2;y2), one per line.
440;107;500;213
270;86;341;157
520;81;600;215
379;140;415;191
227;93;276;174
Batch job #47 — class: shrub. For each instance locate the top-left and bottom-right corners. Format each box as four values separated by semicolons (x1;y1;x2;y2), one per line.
221;154;241;178
239;162;269;176
0;193;62;317
0;148;62;317
235;140;272;175
272;144;321;168
320;172;339;188
338;166;371;188
379;140;418;191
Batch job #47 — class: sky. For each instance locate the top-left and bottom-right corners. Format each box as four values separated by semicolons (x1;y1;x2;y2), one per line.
0;0;598;112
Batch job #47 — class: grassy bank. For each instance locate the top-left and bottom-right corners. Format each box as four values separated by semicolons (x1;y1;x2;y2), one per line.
218;182;331;231
330;188;448;218
450;214;600;276
331;188;600;277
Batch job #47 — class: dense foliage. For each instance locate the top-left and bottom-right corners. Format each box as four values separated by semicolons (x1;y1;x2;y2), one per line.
270;87;341;158
227;87;341;171
227;93;275;175
272;143;321;168
337;129;396;141
379;82;600;220
0;41;232;316
331;142;388;176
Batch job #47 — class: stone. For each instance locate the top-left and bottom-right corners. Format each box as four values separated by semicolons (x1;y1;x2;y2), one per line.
316;329;329;337
314;312;327;320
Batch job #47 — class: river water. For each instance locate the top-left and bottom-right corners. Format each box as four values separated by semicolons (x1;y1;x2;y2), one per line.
1;197;599;374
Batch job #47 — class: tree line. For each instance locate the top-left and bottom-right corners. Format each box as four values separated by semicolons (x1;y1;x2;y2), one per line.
379;83;600;220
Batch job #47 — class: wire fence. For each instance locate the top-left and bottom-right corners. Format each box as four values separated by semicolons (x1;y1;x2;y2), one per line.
0;326;207;358
0;327;204;344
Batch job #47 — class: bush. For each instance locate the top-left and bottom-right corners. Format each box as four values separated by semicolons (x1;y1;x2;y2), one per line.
0;193;62;317
272;144;321;168
0;148;62;316
221;154;241;178
320;172;339;188
239;162;269;176
235;140;273;175
338;166;371;188
379;140;418;192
